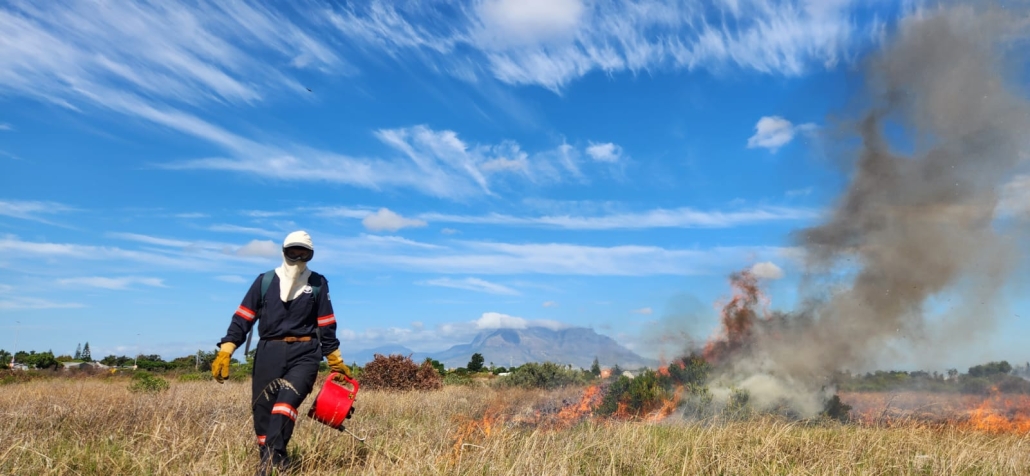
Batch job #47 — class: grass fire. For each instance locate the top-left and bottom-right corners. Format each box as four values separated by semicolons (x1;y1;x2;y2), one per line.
3;2;1030;475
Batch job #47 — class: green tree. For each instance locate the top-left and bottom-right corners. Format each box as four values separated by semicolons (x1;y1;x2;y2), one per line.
424;358;446;376
590;357;601;377
74;343;82;360
81;342;92;362
467;353;485;373
0;349;10;367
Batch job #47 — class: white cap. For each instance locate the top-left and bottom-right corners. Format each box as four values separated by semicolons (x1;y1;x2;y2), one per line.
283;230;313;250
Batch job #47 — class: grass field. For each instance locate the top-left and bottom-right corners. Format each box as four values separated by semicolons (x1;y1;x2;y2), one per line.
2;375;1029;475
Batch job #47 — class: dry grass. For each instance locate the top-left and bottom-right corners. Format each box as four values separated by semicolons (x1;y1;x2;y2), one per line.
2;377;1029;475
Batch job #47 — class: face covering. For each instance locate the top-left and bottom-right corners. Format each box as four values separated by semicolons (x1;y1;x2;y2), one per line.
276;230;313;302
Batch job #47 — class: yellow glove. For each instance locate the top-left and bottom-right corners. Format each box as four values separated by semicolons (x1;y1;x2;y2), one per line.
325;349;352;378
211;342;236;383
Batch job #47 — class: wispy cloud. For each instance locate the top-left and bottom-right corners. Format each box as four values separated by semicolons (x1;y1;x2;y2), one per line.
0;123;12;131
329;0;887;92
0;1;341;111
214;275;249;284
631;307;653;315
108;232;191;248
747;116;817;152
542;300;558;307
0;297;85;310
57;276;166;290
419;277;521;295
420;205;818;230
0;199;76;225
336;237;794;276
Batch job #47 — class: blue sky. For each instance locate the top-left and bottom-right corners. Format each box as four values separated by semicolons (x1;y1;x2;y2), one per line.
2;0;1027;370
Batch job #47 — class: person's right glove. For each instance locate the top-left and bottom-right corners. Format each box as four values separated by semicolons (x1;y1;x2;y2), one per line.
211;342;236;383
325;349;352;379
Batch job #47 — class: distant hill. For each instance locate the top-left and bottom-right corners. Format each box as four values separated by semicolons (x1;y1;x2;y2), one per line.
336;326;653;369
339;344;415;366
428;327;656;370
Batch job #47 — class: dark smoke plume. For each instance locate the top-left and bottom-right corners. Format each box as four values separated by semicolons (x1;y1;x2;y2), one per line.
705;4;1030;415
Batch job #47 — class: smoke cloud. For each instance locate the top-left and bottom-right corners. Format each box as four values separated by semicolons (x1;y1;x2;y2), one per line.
704;4;1030;415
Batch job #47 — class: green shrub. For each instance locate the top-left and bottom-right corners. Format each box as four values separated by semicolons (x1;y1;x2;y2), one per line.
176;372;208;382
443;372;475;386
724;388;752;419
822;394;852;423
129;371;169;393
494;362;592;389
596;370;671;417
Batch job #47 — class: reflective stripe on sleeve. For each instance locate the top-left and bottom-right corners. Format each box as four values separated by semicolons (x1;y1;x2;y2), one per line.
256;435;266;445
317;314;336;327
235;305;256;321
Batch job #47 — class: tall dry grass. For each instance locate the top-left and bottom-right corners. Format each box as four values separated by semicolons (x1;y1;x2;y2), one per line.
2;376;1028;475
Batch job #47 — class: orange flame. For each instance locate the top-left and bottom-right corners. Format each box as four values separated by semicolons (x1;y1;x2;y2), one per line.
646;385;684;422
703;270;768;365
842;390;1030;434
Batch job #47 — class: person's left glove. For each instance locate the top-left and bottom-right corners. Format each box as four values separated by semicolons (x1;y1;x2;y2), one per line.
325;349;352;379
211;342;236;383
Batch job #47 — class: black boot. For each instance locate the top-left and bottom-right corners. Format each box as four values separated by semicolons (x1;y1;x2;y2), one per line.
254;446;273;476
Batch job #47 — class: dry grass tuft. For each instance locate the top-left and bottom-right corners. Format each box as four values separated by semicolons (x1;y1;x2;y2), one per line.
2;378;1029;475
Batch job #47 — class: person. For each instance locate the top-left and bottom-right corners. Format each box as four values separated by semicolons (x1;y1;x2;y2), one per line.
211;230;351;475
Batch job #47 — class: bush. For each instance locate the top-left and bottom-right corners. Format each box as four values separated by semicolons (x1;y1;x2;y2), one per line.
494;362;592;389
596;370;671;417
822;394;852;423
129;371;169;393
176;372;209;382
360;354;442;391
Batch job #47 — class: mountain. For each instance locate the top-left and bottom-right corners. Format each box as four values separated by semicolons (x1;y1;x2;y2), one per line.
339;344;415;366
427;327;657;370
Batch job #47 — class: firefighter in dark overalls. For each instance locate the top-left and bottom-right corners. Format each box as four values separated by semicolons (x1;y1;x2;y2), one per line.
211;230;351;474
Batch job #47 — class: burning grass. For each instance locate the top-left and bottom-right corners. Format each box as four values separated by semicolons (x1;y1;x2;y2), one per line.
2;378;1029;475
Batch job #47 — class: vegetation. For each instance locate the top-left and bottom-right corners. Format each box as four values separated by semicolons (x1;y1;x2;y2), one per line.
360;354;442;391
466;352;485;373
2;378;1029;475
128;371;169;393
494;361;593;389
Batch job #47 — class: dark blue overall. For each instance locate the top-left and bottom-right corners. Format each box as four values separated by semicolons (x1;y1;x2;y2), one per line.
219;271;339;467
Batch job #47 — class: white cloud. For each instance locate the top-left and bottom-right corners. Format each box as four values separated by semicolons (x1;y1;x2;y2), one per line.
786;187;814;197
0;1;341;111
214;275;248;284
0;297;85;310
631;307;653;315
440;228;460;235
751;261;785;280
542;300;558;307
329;0;875;92
108;232;191;248
999;174;1030;218
585;142;623;163
747;116;817;152
174;212;208;219
474;311;566;330
419;277;520;295
0;123;11;131
208;224;282;239
58;276;166;290
420;205;817;230
336;237;792;276
0;200;75;224
235;239;279;258
362;208;428;232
